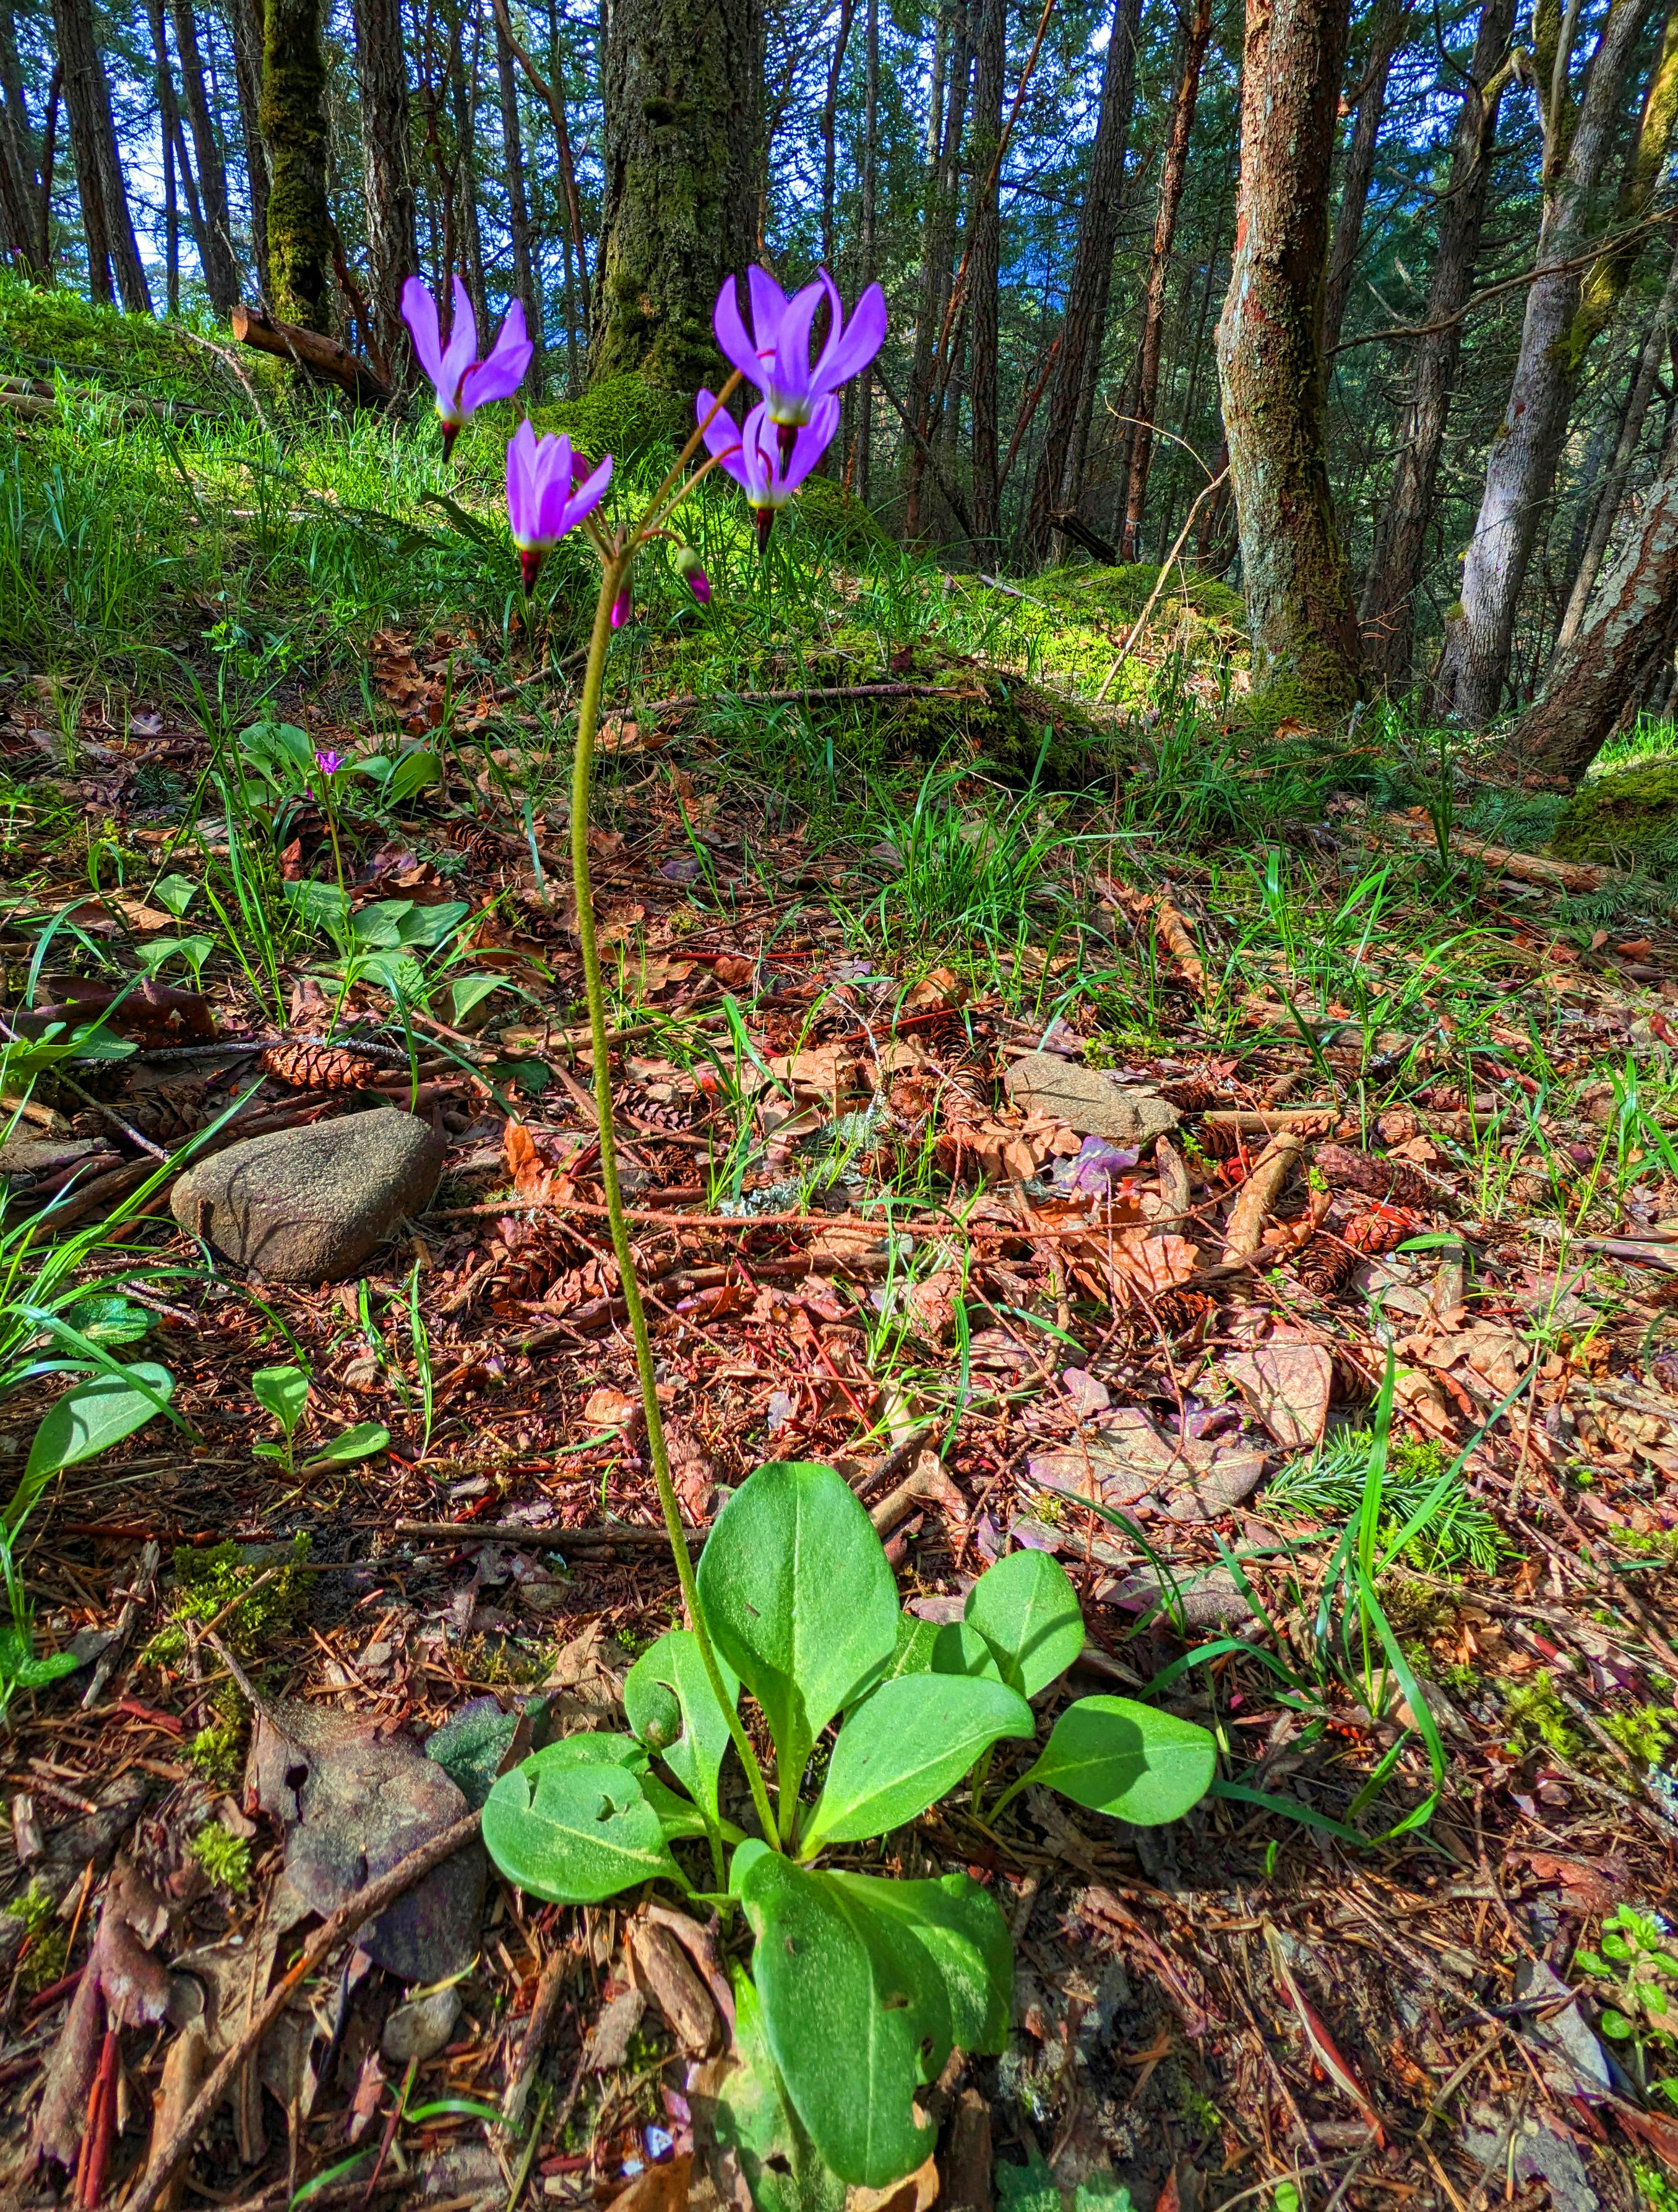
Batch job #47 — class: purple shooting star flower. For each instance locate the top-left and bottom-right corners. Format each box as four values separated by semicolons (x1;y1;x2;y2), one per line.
402;275;533;458
714;267;886;460
504;418;612;590
314;748;344;776
674;545;711;604
695;392;837;550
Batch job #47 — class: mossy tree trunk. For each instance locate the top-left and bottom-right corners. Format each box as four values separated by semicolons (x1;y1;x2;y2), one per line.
1504;451;1678;782
589;0;762;390
261;0;332;333
966;0;1005;547
171;0;240;311
1215;0;1362;718
1359;0;1515;687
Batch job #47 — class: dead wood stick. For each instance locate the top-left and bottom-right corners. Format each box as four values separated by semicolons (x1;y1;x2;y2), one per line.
1377;812;1621;892
1201;1107;1341;1135
634;680;986;722
504;1947;570;2127
230;304;390;403
394;1518;705;1550
1221;1133;1303;1262
124;1809;483;2212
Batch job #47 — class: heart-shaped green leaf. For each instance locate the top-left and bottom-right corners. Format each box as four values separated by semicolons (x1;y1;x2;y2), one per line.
21;1361;175;1501
964;1548;1084;1697
251;1363;310;1437
803;1673;1033;1850
736;1851;950;2187
482;1736;678;1903
696;1462;897;1801
624;1629;740;1827
1015;1695;1215;1825
827;1868;1012;2054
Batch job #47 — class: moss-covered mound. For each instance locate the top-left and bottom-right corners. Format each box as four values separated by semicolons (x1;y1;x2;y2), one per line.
1553;756;1678;862
1031;560;1246;630
0;272;263;413
786;474;893;560
528;372;690;463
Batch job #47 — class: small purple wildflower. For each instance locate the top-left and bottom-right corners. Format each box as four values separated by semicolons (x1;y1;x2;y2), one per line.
314;748;345;776
714;268;886;460
402;275;533;458
611;585;632;628
694;392;838;549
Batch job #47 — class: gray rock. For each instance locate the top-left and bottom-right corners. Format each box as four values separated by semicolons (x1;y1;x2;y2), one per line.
1003;1053;1181;1145
382;1985;462;2063
171;1108;444;1281
0;1136;105;1178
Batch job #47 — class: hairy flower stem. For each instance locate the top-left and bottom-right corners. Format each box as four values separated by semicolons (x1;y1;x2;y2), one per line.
570;556;781;1853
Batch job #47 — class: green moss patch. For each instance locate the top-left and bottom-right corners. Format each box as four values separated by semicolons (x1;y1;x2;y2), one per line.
528;372;689;463
1031;560;1246;630
1553;757;1678;863
0;272;264;413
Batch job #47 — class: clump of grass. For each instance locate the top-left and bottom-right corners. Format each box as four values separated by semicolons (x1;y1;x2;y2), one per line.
189;1821;252;1892
1267;1432;1505;1571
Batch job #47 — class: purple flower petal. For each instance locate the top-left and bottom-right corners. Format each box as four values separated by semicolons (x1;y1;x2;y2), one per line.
746;265;790;345
437;275;478;413
814;278;887;392
713;276;764;385
462;298;533;409
401;275;444;385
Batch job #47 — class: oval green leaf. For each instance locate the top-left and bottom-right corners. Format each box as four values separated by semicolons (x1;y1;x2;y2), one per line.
301;1421;389;1469
22;1361;175;1493
696;1462;898;1796
251;1363;309;1436
964;1549;1084;1698
1025;1695;1215;1825
624;1629;739;1826
804;1673;1034;1850
481;1738;678;1903
827;1868;1012;2055
736;1851;950;2187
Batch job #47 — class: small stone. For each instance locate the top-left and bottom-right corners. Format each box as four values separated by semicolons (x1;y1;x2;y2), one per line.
382;1985;462;2064
170;1109;444;1282
1003;1054;1180;1146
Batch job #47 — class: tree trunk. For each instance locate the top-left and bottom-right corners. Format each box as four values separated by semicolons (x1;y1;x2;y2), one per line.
496;0;588;345
588;0;762;388
224;0;270;298
144;0;183;306
857;0;879;501
1359;0;1515;685
0;1;40;273
349;0;417;382
966;0;1005;546
1431;0;1652;726
1505;448;1678;779
905;0;968;538
448;4;487;338
819;0;856;269
1121;0;1211;559
171;0;240;309
261;0;333;332
52;0;153;310
1215;0;1362;716
1322;0;1409;353
1564;0;1678;368
36;63;59;273
1023;0;1142;560
494;7;542;392
1557;223;1678;651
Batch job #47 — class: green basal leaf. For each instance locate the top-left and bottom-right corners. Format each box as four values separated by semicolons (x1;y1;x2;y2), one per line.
301;1421;389;1468
930;1621;1004;1681
11;1648;81;1691
450;973;507;1024
825;1868;1012;2056
736;1851;950;2188
695;1462;897;1803
695;1962;846;2212
625;1629;740;1828
61;1295;152;1347
802;1673;1033;1850
481;1736;678;1903
251;1362;309;1436
964;1548;1084;1697
20;1361;175;1504
1015;1695;1215;1825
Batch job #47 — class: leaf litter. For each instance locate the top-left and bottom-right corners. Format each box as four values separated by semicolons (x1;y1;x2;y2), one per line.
1;671;1677;2210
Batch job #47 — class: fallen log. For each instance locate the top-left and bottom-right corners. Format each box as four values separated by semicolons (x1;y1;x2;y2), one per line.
230;304;391;404
1379;810;1622;893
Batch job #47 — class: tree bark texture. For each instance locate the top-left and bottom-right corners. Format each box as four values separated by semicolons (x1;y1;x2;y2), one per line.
966;0;1006;546
223;0;271;298
1565;0;1678;367
494;8;542;391
1431;0;1651;725
0;2;40;272
1023;0;1143;559
1557;220;1678;648
52;0;153;310
261;0;333;332
588;0;762;388
447;2;488;339
905;0;969;538
350;0;418;382
1322;0;1409;352
1505;447;1678;779
171;0;240;309
1121;0;1212;559
1361;0;1515;685
1215;0;1362;714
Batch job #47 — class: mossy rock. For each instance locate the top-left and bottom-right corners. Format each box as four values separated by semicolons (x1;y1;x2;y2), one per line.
1553;756;1678;862
528;372;689;463
1032;560;1246;628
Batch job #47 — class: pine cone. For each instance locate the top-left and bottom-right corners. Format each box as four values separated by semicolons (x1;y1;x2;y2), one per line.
258;1042;382;1092
1293;1201;1418;1295
1156;1070;1227;1113
1314;1141;1442;1211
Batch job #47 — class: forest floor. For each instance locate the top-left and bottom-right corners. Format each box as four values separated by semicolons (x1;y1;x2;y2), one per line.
2;289;1678;2212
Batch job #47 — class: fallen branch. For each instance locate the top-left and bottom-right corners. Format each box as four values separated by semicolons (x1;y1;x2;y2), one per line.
126;1810;483;2212
636;679;986;722
394;1517;704;1550
1222;1132;1304;1261
230;305;392;405
1379;811;1621;891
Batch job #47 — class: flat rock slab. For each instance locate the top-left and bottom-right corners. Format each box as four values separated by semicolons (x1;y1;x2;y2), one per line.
171;1108;444;1281
1004;1053;1181;1145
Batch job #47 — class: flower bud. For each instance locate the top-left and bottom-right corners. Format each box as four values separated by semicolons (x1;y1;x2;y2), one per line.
675;545;712;604
611;586;631;628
